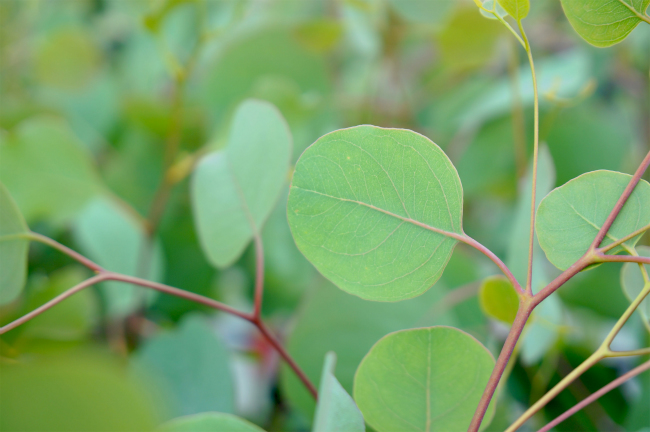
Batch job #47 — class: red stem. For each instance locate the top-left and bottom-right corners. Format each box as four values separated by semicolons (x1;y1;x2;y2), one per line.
594;253;650;265
536;360;650;432
252;235;265;319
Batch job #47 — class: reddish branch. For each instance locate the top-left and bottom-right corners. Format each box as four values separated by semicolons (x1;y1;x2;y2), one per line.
0;234;318;400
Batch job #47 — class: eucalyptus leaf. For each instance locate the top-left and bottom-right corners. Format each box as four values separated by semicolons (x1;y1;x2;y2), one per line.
132;314;234;419
287;125;463;302
73;197;163;317
158;413;264;432
536;170;650;271
560;0;650;47
192;99;292;268
496;0;529;20
313;352;365;432
0;182;29;305
480;0;508;19
479;276;519;324
620;246;650;326
353;327;496;432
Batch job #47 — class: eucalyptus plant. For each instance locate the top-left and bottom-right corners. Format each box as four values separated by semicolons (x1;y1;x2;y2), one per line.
1;0;649;431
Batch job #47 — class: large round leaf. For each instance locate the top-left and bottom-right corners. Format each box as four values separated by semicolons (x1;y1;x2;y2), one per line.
560;0;650;47
158;413;264;432
287;126;463;301
353;327;496;432
536;170;650;271
192;99;292;268
0;182;29;305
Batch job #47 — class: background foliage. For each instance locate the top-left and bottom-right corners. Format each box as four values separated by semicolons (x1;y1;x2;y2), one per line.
0;0;649;431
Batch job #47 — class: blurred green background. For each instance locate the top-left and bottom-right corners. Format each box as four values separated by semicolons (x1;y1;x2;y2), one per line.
0;0;649;431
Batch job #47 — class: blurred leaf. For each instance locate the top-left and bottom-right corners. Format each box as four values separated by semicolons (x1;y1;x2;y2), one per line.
479;0;508;19
506;145;555;289
22;267;98;340
621;246;650;326
0;182;29;305
438;7;504;72
0;353;161;431
0;116;103;223
353;327;496;432
497;0;529;20
192;99;292;268
560;0;650;47
158;413;264;432
35;26;102;91
388;0;455;25
281;281;455;419
288;125;462;302
313;352;365;432
294;20;343;52
536;170;650;271
479;275;519;324
132;314;234;419
73;197;164;317
520;292;563;364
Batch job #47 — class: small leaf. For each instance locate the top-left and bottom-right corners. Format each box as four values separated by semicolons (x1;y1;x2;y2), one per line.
621;246;650;326
158;413;265;432
73;197;164;317
288;125;463;302
480;0;508;19
192;99;292;268
132;315;235;418
560;0;650;47
479;275;519;324
313;352;365;432
0;182;29;305
536;170;650;271
0;117;103;223
496;0;530;20
353;327;496;432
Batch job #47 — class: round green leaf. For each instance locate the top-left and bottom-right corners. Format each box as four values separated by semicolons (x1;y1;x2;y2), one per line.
0;182;29;305
192;99;292;268
560;0;650;47
479;275;519;324
353;327;496;432
314;352;365;432
158;413;265;432
131;314;234;419
536;170;650;271
496;0;529;20
288;125;463;302
621;246;650;326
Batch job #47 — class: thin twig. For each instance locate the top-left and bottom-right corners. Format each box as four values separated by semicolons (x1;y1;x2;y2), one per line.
599;222;650;253
594;253;650;265
536;360;650;432
252;235;265;319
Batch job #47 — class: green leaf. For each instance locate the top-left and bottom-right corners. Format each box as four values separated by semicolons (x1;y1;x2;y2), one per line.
287;125;463;302
560;0;650;47
73;197;164;317
158;413;265;432
313;352;365;432
353;327;496;432
192;99;292;268
479;276;519;324
536;170;650;271
132;314;234;419
479;0;508;19
0;182;29;305
0;116;103;223
496;0;529;20
620;246;650;326
280;281;456;419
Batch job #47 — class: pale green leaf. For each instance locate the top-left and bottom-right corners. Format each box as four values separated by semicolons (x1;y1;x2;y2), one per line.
536;170;650;271
497;0;529;20
560;0;650;47
0;117;103;224
520;293;563;365
353;327;496;432
158;413;265;432
0;182;29;305
480;0;508;19
313;352;365;432
73;197;163;317
192;99;292;268
479;275;519;324
287;125;463;302
620;245;650;326
132;315;234;419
